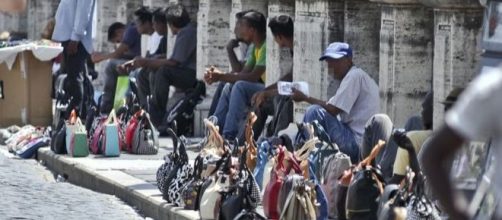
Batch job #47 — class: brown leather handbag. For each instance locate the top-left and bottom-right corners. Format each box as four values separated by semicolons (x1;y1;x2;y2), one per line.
245;112;258;171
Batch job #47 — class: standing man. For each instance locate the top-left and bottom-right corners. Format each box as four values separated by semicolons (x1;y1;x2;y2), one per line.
52;0;96;116
291;42;380;163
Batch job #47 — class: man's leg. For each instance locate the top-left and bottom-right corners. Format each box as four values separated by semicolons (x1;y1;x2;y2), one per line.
136;67;153;109
208;82;226;116
361;114;394;159
61;41;88;117
252;97;275;140
100;59;127;114
404;115;424;131
150;66;196;126
269;96;294;137
212;83;233;131
222;81;265;140
303;104;360;163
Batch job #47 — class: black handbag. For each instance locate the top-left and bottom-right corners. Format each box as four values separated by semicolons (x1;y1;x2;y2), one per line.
156;128;180;195
220;150;261;220
182;155;204;210
346;166;385;220
51;119;67;154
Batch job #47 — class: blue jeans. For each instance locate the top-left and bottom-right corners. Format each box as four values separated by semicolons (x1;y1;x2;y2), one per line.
213;81;265;140
303;105;360;163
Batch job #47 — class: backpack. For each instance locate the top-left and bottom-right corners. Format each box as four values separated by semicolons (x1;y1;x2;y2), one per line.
164;80;206;136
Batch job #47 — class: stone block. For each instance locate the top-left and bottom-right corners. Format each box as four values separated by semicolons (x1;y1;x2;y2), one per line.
432;8;483;128
266;0;295;86
293;0;344;121
344;0;381;84
378;4;434;127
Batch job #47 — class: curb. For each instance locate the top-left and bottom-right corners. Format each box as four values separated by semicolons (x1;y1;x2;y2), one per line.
37;147;200;220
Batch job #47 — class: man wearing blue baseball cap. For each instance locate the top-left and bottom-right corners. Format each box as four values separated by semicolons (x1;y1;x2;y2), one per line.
292;42;380;163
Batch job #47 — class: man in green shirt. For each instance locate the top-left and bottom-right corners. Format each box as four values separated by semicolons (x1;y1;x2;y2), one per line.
204;11;267;141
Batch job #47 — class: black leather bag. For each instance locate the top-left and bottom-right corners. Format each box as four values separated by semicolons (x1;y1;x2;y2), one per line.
346;166;385;220
182;155;204;210
51;119;67;154
220;150;261;220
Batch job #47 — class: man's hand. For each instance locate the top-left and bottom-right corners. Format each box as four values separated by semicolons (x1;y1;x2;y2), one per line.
117;60;134;74
226;39;240;51
204;66;224;85
291;88;308;102
252;91;269;108
132;57;148;68
91;52;107;63
67;41;79;55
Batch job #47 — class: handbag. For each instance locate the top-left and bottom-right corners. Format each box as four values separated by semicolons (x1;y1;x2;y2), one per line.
132;112;159;155
156;128;180;194
199;153;232;220
101;109;121;157
125;110;142;152
279;174;317;220
166;136;193;206
262;146;301;219
253;140;276;190
221;149;262;220
200;118;226;178
182;155;205;210
244;112;258;172
51;119;67;154
345;141;386;220
16;137;50;159
89;115;107;154
66;118;89;157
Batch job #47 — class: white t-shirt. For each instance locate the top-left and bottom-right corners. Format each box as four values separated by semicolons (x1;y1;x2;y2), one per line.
445;68;502;202
327;66;380;145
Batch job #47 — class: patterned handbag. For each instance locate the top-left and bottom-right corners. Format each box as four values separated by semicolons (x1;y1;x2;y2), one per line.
166;136;193;206
156;128;180;194
131;112;159;155
182;155;204;210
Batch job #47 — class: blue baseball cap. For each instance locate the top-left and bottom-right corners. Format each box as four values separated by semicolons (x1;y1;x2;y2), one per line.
319;42;353;61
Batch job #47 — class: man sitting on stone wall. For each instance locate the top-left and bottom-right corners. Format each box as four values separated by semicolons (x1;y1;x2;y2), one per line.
251;15;294;140
291;42;380;163
204;11;267;142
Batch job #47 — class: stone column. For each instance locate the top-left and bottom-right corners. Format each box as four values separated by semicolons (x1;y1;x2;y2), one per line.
344;0;381;83
26;0;59;40
194;0;231;135
422;1;483;128
266;0;295;86
0;10;27;36
293;0;344;121
373;1;434;127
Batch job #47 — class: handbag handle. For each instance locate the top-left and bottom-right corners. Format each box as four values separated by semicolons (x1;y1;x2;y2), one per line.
179;136;189;162
69;109;78;124
105;109;117;125
312;120;338;151
166;128;178;155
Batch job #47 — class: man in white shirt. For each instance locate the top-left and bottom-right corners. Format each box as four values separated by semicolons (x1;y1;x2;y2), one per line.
292;42;380;163
52;0;95;116
422;68;502;220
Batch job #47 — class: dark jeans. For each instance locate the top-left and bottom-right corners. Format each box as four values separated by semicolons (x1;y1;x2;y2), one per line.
150;65;197;126
61;41;88;116
100;59;127;114
253;95;293;140
136;67;156;110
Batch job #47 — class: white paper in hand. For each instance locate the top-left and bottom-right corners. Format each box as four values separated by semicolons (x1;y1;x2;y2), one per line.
277;81;309;96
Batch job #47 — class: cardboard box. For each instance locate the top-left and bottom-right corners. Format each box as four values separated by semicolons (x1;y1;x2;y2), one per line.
0;51;52;127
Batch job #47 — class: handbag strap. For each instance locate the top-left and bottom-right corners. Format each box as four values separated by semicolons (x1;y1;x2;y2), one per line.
166;128;178;156
179;136;189;162
312;120;338;151
105;109;117;125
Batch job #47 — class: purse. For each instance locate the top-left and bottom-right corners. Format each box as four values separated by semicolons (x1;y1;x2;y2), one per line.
244;112;258;171
262;146;301;219
166;136;193;206
221;149;262;220
101;109;121;157
279;174;317;220
199;154;232;220
156;128;180;193
125;110;142;152
89;115;107;154
182;155;205;210
66;118;89;157
132;112;159;155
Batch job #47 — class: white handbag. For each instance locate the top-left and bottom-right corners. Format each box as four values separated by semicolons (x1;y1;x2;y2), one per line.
199;174;230;220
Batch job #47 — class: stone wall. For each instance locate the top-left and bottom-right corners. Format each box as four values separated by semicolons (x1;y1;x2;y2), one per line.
0;0;486;133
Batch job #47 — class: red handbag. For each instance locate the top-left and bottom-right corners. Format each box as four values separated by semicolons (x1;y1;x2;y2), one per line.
262;146;301;219
125;110;143;152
